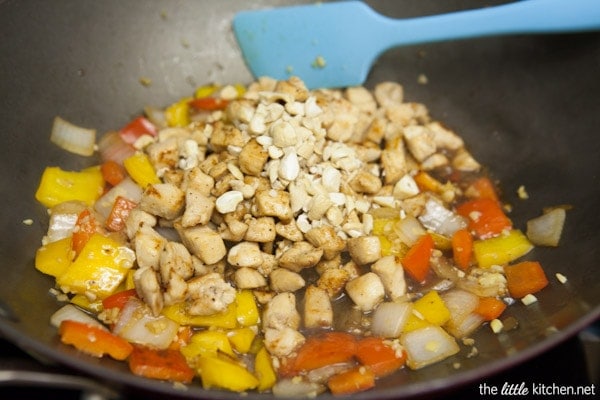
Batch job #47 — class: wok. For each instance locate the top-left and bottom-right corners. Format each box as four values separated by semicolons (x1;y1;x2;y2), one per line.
0;0;598;398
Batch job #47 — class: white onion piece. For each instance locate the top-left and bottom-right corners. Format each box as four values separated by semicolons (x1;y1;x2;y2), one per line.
50;304;107;330
441;289;479;323
394;215;426;246
94;177;142;220
46;201;87;243
98;131;135;164
50;116;96;156
272;378;325;398
371;301;413;338
144;106;167;129
446;312;484;338
526;208;566;247
306;362;354;384
113;298;178;350
418;199;467;237
400;325;460;370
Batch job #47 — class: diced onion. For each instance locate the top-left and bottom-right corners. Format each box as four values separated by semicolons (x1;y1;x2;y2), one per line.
394;215;426;246
446;312;484;338
306;362;354;384
371;301;413;338
50;304;107;330
50;116;96;156
526;208;566;247
94;177;143;220
46;201;87;243
419;199;467;237
272;378;325;398
400;325;460;370
98;131;136;164
113;298;178;350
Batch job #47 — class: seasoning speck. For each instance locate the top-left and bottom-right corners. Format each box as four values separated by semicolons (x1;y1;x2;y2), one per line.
555;272;568;284
521;293;538;305
311;55;326;69
517;185;529;199
139;77;153;87
22;218;33;225
417;73;428;85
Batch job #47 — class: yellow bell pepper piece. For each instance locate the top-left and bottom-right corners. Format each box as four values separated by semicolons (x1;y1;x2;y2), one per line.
181;330;234;360
255;346;277;391
227;327;256;354
35;236;73;277
70;294;102;313
165;97;192;127
123;152;160;189
124;269;136;290
235;290;260;327
196;356;259;392
413;291;451;326
35;166;104;208
473;229;534;268
194;84;219;99
162;302;238;329
57;233;135;299
402;313;432;333
233;83;246;97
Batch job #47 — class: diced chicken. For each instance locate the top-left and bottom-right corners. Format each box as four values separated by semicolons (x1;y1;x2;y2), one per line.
244;217;277;242
345;86;377;113
345;272;385;311
133;267;163;316
178;225;227;265
209;121;244;152
381;136;407;184
262;292;301;330
275;220;304;242
159;241;194;283
317;267;351;299
234;267;267;289
125;209;157;240
304;226;346;260
374;81;404;108
371;255;407;300
278;241;324;272
403;125;436;162
163;272;187;306
186;272;236;316
349;169;382;194
238;138;269;176
346;236;381;265
264;327;306;357
452;148;481;172
227;241;264;268
303;285;333;329
274;76;309;102
269;268;306;292
183;167;215;197
427;121;464;150
146;136;180;170
134;224;167;270
139;183;185;220
181;188;214;227
254;189;293;223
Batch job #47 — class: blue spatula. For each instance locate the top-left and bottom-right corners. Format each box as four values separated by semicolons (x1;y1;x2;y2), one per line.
233;0;600;89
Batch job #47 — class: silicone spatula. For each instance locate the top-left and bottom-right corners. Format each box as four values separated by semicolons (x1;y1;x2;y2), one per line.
233;0;600;89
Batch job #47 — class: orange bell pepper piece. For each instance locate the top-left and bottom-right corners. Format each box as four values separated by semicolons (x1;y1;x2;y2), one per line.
451;229;473;270
504;261;549;299
327;366;375;395
100;160;127;187
456;198;512;239
71;209;100;255
401;233;434;283
128;345;195;383
474;297;507;321
285;332;357;375
59;320;133;361
355;337;406;377
105;196;138;232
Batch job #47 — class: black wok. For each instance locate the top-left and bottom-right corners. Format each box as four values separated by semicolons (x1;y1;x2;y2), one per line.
0;0;598;398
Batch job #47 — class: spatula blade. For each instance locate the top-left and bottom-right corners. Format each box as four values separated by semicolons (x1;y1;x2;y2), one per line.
233;1;381;89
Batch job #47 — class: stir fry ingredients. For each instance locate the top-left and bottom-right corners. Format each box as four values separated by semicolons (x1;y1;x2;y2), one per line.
35;76;565;396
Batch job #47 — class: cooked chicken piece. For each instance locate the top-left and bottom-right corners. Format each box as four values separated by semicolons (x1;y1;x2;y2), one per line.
278;241;324;272
219;217;249;242
269;268;305;293
264;327;306;358
227;241;264;268
234;267;267;289
381;135;407;185
244;217;277;242
403;125;436;162
181;188;214;227
134;267;163;316
159;241;194;283
238;138;269;177
349;169;382;195
262;292;301;330
452;148;481;172
146;136;180;170
183;166;215;197
346;236;381;265
317;267;350;299
163;272;187;306
374;81;404;108
139;183;185;220
134;224;167;270
371;255;407;301
209;121;245;152
186;272;236;316
178;225;227;265
254;189;294;223
345;272;385;311
275;220;304;242
304;226;346;260
125;208;157;241
303;285;333;329
345;86;377;113
274;76;309;102
427;121;464;150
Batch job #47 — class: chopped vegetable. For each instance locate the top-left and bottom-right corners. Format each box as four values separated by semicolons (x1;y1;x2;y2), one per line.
456;198;512;239
123;152;160;188
452;228;473;270
401;233;434;283
227;327;256;354
411;290;451;326
35;166;104;208
35;236;73;277
287;332;357;374
504;261;549;299
235;289;260;327
71;209;100;255
105;196;137;232
59;320;133;360
327;366;376;395
119;116;157;144
101;288;137;311
526;208;566;247
97;131;136;164
189;97;229;111
181;330;234;360
196;355;259;391
466;176;500;202
50;304;106;330
50;116;96;156
128;345;195;383
400;325;460;370
355;336;406;377
474;297;507;321
472;229;533;268
371;301;413;338
100;160;127;186
162;302;237;329
255;346;277;391
165;97;192;127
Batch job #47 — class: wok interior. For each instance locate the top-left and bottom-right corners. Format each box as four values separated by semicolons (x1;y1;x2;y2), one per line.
0;1;598;398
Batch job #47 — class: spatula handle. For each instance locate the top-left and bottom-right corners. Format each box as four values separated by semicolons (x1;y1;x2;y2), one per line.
380;0;600;50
